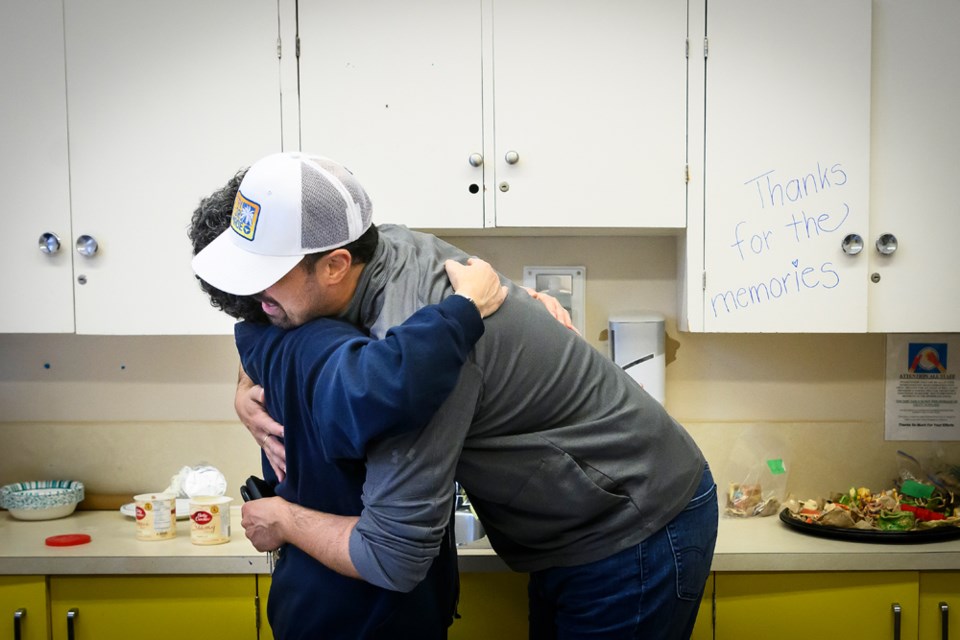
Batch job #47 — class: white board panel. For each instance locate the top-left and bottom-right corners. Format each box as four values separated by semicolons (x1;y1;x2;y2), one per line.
702;0;872;332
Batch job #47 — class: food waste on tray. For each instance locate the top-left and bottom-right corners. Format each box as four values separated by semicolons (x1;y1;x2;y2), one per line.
782;477;960;532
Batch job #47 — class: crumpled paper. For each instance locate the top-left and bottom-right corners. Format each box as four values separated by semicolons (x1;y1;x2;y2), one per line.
165;465;227;498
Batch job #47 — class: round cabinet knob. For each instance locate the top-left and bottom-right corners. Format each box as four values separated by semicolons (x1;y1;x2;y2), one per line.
468;153;483;167
876;233;898;255
840;233;863;255
38;232;61;255
504;150;520;165
75;235;99;257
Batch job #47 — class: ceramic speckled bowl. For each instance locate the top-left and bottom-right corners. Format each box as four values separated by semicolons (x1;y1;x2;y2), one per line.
0;480;85;521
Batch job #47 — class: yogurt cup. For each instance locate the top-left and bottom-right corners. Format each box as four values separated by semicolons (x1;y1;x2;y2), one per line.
189;496;233;545
134;492;177;541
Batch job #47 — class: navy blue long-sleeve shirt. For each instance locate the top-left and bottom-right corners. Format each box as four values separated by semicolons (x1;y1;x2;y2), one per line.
234;294;483;639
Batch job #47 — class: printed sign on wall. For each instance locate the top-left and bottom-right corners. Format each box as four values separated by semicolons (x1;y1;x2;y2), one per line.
885;334;959;441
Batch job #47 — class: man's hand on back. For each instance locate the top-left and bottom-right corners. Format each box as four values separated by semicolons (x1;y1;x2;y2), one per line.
444;257;508;318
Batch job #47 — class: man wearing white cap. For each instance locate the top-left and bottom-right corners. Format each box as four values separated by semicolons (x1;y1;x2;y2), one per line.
189;165;509;639
192;152;717;640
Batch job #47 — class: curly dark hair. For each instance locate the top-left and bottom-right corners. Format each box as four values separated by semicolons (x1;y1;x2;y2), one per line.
188;168;270;323
188;168;381;323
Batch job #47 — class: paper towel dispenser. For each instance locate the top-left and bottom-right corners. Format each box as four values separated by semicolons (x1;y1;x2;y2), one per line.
609;312;665;404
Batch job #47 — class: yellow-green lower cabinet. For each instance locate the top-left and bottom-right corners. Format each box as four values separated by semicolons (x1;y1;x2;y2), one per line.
919;571;959;640
261;572;530;639
690;574;713;640
257;575;273;640
0;576;48;640
715;572;920;640
447;572;713;640
450;572;529;639
49;576;258;640
261;572;531;639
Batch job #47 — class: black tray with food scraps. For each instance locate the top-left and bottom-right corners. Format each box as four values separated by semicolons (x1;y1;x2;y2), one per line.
778;509;960;544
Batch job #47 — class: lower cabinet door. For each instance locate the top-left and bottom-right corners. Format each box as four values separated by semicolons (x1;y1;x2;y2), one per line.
450;571;713;639
451;573;528;640
715;572;920;640
261;572;531;639
49;575;258;640
257;575;273;640
690;574;714;640
0;576;47;640
919;572;960;640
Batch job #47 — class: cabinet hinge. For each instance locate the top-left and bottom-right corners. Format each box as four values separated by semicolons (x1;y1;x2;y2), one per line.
704;37;709;59
685;164;690;184
702;271;707;291
296;35;301;59
685;37;689;60
255;594;261;630
276;37;282;59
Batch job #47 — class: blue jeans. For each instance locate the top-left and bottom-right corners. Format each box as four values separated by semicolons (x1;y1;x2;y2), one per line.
527;464;718;640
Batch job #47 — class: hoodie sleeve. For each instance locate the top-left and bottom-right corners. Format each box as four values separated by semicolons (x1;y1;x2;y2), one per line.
348;364;481;591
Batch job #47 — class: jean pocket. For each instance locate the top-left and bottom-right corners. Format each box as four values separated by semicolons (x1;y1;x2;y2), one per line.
667;479;718;600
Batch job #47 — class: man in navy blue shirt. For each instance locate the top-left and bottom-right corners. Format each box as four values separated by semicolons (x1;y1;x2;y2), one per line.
190;168;508;639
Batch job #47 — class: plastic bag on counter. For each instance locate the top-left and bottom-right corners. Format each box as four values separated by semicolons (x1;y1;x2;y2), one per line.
164;465;228;498
724;428;791;518
896;449;960;518
897;449;960;494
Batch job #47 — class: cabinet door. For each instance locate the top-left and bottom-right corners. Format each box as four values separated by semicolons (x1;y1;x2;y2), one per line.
491;0;687;229
690;573;713;640
693;0;872;332
257;575;273;640
919;572;959;640
50;575;257;640
447;571;711;639
0;576;47;640
297;1;484;230
868;0;960;333
0;0;74;333
450;572;528;639
63;0;282;334
715;572;919;640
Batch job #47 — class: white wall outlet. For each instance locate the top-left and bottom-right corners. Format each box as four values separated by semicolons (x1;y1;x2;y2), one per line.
522;266;586;335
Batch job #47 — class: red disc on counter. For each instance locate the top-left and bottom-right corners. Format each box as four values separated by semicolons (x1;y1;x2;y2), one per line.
45;534;92;547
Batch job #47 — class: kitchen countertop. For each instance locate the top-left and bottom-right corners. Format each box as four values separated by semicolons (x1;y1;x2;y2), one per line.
3;509;960;576
0;508;271;575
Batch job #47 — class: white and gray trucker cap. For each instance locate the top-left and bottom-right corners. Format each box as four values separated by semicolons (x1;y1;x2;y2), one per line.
191;152;373;295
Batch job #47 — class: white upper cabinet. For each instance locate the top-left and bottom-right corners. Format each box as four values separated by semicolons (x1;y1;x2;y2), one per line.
867;0;960;333
682;0;873;332
490;0;687;229
0;0;74;333
297;1;484;230
62;0;283;334
10;1;953;336
682;0;960;333
1;1;283;334
296;0;688;231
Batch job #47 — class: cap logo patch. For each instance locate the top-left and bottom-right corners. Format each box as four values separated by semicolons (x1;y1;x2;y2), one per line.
231;191;261;241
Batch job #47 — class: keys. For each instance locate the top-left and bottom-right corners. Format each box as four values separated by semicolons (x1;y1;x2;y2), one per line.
239;476;280;574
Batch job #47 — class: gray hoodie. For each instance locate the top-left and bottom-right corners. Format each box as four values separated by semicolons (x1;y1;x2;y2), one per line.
345;225;705;591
